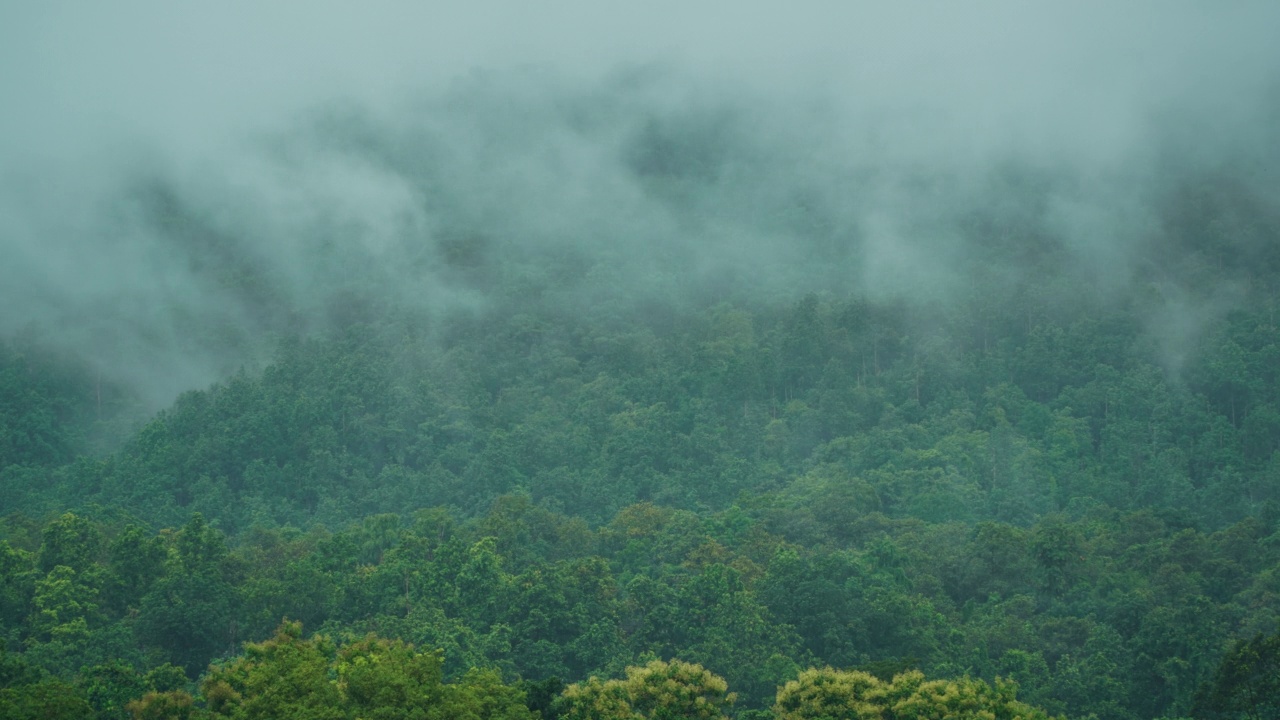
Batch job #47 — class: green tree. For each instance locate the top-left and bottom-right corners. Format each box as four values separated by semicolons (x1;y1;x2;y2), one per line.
77;660;150;720
0;540;35;632
136;515;236;673
38;512;103;574
105;524;167;615
439;667;538;720
1194;631;1280;720
200;620;343;720
0;678;95;720
28;565;98;643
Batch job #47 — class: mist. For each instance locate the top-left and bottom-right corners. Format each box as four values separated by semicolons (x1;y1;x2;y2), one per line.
2;2;1279;409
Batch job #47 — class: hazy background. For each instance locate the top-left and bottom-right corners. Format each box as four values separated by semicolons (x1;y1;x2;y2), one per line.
2;1;1279;408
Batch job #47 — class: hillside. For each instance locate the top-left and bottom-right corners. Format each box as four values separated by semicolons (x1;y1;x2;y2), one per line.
3;9;1280;717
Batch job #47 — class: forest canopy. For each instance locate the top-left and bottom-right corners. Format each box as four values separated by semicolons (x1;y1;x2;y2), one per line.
3;4;1280;719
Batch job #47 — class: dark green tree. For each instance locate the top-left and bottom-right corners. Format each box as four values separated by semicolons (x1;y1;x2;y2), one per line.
1194;632;1280;720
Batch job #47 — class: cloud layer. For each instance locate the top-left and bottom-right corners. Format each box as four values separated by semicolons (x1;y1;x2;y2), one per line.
2;2;1278;406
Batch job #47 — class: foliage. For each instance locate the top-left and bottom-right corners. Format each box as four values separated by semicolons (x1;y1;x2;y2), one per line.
3;178;1280;718
191;621;535;720
559;659;735;720
1194;631;1280;720
774;667;1059;720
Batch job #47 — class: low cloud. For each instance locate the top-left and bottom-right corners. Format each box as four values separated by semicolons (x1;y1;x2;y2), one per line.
2;3;1278;407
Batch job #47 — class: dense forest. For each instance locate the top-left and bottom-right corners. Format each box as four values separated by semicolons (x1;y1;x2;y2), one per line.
3;63;1280;719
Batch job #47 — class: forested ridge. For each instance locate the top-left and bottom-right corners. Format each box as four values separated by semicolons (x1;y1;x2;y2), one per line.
4;70;1280;719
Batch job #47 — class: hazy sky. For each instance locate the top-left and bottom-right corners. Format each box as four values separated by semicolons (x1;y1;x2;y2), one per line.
3;2;1277;164
2;2;1278;406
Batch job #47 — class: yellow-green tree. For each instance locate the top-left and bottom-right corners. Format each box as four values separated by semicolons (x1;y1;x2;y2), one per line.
559;659;735;720
192;621;535;720
126;690;196;720
889;671;1055;720
774;667;1060;720
773;667;887;720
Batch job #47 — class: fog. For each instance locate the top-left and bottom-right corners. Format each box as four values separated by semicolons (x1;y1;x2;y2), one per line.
2;2;1279;407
